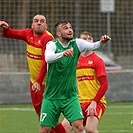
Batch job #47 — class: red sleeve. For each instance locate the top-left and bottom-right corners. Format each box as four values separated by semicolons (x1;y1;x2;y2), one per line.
35;46;47;84
2;27;28;41
93;76;108;103
35;35;54;85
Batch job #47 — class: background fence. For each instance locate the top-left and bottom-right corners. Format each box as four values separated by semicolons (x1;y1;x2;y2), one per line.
0;0;133;103
0;0;133;72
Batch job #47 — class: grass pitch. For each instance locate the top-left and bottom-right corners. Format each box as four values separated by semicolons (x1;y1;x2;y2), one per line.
0;102;133;133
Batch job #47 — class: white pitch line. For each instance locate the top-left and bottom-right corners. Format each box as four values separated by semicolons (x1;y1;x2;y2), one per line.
99;130;131;133
105;112;133;115
0;108;133;115
107;105;133;108
0;108;34;111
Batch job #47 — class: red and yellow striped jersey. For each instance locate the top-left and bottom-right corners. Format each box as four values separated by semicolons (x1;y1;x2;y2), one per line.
2;28;54;85
76;52;107;106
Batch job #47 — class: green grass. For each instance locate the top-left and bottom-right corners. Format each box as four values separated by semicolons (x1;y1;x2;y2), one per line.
97;102;133;133
0;102;133;133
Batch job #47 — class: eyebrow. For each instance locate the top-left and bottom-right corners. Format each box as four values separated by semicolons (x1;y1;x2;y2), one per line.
33;18;45;21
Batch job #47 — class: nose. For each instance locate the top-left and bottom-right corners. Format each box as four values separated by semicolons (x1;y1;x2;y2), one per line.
69;29;73;34
37;21;41;24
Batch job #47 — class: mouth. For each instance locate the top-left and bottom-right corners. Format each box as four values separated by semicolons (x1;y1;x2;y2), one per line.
68;33;73;36
37;26;41;28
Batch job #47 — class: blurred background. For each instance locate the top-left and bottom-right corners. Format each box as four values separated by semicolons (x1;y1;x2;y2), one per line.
0;0;133;103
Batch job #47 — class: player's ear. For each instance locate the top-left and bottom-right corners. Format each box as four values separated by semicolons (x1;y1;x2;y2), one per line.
56;31;61;37
31;24;33;29
45;24;48;29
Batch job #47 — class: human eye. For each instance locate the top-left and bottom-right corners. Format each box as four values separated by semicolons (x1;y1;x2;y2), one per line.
64;26;68;29
33;19;38;23
69;26;72;29
40;19;45;23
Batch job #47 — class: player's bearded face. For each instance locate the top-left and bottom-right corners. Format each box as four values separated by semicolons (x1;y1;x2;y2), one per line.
60;29;73;41
60;23;73;41
61;32;73;41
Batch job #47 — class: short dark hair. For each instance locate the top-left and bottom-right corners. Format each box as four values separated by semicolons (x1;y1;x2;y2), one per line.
55;20;70;31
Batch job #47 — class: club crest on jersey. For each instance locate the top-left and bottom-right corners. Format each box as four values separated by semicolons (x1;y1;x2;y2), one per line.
38;40;41;44
57;49;63;52
88;60;93;64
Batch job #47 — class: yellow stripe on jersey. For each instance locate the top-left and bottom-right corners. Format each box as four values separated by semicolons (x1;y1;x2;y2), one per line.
77;68;106;105
46;30;54;37
26;44;46;85
27;44;42;55
98;109;102;119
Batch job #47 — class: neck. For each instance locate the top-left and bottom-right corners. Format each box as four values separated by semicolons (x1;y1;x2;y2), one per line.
58;38;71;45
34;31;43;36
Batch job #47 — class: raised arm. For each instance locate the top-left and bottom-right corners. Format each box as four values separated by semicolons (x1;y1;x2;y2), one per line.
0;20;28;41
76;35;111;53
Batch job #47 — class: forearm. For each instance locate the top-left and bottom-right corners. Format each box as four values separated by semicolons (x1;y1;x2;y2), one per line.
2;28;14;38
36;47;48;84
45;51;64;63
76;38;105;53
45;41;64;63
93;76;108;103
89;41;105;51
94;41;105;50
2;27;26;40
35;60;46;84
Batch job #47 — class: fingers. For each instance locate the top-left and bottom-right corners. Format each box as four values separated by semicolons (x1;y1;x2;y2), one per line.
33;86;40;92
0;21;9;29
100;35;111;43
86;108;95;117
32;82;41;93
63;48;74;57
102;35;111;40
86;107;97;117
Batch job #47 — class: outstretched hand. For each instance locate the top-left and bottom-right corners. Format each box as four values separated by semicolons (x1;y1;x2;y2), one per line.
100;35;111;44
0;21;9;29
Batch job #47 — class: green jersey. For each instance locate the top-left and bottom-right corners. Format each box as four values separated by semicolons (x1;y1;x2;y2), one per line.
44;38;80;99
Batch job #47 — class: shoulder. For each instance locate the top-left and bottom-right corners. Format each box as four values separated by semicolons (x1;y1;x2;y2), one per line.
46;40;56;51
45;30;54;38
75;38;85;43
47;40;56;47
94;52;103;59
93;52;105;63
